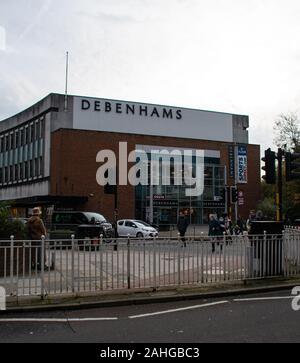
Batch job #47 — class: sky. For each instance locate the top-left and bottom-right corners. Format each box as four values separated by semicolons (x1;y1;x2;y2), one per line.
1;0;300;154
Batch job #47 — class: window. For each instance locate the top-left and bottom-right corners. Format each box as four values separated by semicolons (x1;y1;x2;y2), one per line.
15;131;19;149
20;163;24;180
24;161;28;179
125;221;136;227
29;160;34;179
0;137;3;153
39;119;44;138
9;165;13;182
29;124;33;143
34;158;38;177
39;156;43;176
72;213;88;224
20;129;24;146
25;126;29;145
9;133;13;150
15;165;19;181
52;213;73;225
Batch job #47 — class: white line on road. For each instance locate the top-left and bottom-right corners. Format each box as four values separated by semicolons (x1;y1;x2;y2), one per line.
233;296;293;302
0;317;118;323
128;300;229;319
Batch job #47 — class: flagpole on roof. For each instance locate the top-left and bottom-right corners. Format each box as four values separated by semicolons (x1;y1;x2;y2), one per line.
64;51;69;112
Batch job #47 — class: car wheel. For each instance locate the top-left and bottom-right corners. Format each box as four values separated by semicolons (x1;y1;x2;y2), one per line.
136;232;143;238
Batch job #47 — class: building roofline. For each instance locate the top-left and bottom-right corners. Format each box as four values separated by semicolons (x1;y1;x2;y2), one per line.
0;93;54;123
56;92;249;118
0;92;249;123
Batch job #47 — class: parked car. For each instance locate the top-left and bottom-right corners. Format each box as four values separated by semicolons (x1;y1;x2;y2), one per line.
49;211;114;240
117;219;158;238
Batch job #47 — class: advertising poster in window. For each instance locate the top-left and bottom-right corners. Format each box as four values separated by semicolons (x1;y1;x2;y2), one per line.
237;146;247;184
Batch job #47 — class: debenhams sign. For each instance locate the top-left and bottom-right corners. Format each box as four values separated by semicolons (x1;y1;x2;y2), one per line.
80;98;183;120
73;96;233;142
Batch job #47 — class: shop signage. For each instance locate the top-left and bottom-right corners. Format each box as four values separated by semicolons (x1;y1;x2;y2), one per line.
153;200;178;207
228;145;235;178
237;145;247;184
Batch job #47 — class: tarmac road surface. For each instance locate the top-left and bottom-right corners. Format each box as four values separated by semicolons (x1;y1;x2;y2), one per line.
0;289;299;343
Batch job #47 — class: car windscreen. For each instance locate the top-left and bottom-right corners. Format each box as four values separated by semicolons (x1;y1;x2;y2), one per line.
134;220;151;227
84;213;107;224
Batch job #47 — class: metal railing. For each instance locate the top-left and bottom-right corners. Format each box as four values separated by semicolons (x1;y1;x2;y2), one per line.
0;231;299;299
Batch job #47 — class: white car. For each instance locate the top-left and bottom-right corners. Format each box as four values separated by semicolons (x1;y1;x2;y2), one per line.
117;219;158;238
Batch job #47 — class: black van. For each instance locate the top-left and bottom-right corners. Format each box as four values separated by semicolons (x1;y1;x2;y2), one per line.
49;211;114;240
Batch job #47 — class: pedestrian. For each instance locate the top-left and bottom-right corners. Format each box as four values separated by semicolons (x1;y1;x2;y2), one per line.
223;213;233;235
255;210;264;221
208;214;221;252
246;210;256;232
218;216;226;234
236;215;245;233
26;207;47;270
177;210;189;246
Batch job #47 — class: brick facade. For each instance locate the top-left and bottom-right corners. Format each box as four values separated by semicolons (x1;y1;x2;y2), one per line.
50;128;261;222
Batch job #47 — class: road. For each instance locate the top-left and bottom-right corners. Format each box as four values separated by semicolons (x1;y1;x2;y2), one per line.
0;289;299;343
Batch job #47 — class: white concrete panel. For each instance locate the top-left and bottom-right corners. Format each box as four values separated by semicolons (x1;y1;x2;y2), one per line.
73;97;233;142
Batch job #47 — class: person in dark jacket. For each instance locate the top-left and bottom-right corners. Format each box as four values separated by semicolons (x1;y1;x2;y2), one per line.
208;214;221;252
208;214;220;236
26;207;47;270
177;210;189;246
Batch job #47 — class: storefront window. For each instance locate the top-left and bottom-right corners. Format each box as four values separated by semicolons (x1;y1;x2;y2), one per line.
135;150;225;227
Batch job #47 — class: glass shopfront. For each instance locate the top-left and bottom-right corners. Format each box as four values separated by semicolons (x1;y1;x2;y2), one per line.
135;147;226;228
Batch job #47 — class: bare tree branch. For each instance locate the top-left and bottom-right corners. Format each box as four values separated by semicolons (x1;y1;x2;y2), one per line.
273;112;300;151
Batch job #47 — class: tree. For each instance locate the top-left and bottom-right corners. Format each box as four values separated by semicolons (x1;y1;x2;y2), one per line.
273;112;300;151
272;112;300;222
0;201;26;239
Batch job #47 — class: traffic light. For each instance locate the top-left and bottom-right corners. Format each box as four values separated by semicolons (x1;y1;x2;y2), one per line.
220;186;228;202
261;148;276;184
230;186;238;203
285;152;300;181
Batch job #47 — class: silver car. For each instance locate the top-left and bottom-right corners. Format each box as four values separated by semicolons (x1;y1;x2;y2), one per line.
117;219;158;238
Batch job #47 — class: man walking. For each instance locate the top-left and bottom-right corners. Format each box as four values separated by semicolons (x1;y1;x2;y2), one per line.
26;207;47;270
208;214;221;252
177;210;189;246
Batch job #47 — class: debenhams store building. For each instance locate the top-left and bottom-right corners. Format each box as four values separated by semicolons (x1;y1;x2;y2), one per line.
0;93;260;226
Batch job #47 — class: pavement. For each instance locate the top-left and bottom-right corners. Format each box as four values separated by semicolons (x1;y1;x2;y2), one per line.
1;236;248;299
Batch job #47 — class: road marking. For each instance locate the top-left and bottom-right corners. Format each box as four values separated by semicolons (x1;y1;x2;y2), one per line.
233;296;293;302
128;300;229;319
68;317;118;321
0;317;118;323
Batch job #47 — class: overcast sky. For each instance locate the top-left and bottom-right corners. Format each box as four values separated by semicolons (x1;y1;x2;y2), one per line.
1;0;300;153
